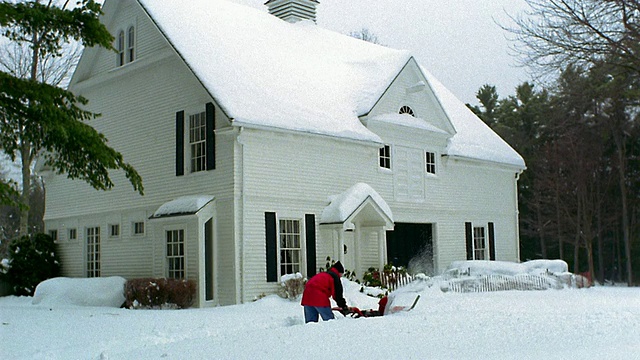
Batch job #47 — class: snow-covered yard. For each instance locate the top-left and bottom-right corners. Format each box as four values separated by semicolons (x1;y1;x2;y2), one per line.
1;275;638;360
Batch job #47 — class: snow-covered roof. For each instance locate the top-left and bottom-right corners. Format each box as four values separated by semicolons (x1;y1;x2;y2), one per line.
423;70;526;168
136;0;525;168
151;195;215;218
138;0;410;143
321;183;393;225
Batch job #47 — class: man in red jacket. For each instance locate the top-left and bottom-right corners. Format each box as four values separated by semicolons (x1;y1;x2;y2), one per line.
301;261;348;323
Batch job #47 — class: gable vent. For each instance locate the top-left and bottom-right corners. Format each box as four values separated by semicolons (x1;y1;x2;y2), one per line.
265;0;319;23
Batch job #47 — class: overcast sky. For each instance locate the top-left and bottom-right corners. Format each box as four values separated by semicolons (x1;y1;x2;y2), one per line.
230;0;531;106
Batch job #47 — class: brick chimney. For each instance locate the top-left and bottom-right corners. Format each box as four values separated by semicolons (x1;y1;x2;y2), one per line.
265;0;319;23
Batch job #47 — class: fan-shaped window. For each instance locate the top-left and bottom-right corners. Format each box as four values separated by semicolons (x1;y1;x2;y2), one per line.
399;106;415;116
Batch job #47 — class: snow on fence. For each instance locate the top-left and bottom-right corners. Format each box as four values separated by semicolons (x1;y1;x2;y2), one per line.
442;273;563;293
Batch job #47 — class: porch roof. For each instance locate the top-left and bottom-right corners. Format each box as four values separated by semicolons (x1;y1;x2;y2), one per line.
320;183;393;230
150;195;215;219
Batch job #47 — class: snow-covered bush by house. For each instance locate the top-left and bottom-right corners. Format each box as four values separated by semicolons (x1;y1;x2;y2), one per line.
0;233;60;296
277;273;306;300
124;278;196;309
32;277;126;307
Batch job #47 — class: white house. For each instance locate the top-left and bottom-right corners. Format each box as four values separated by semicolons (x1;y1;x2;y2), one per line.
41;0;526;307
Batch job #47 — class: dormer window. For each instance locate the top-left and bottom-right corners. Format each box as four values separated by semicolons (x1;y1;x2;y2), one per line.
116;30;125;66
399;105;415;117
127;26;135;62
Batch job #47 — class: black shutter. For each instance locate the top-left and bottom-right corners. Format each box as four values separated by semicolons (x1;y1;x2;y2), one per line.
465;222;473;260
305;214;317;277
175;110;184;176
205;102;215;170
488;222;496;260
205;218;214;301
265;212;277;282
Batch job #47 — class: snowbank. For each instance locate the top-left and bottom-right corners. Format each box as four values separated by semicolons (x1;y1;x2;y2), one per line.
32;277;126;307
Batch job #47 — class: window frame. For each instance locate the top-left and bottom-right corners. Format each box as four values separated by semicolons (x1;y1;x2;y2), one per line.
425;150;437;175
166;228;185;279
278;218;302;276
49;229;58;242
109;224;120;238
379;144;391;170
189;111;207;173
68;228;77;241
473;226;486;260
127;26;135;62
399;105;415;116
116;30;125;66
86;226;101;278
133;221;145;236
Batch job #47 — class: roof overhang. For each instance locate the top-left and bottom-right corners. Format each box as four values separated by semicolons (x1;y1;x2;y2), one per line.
149;195;215;219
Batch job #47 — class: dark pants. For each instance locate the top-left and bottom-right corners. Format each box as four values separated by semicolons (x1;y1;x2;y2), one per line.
303;305;335;323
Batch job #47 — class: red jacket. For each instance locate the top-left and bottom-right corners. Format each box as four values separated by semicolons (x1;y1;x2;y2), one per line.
301;269;346;308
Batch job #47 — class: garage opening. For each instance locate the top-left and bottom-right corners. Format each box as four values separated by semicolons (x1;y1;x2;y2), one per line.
387;223;433;275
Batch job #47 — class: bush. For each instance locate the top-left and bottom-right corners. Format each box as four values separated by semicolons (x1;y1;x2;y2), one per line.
277;273;306;300
0;233;60;296
124;278;196;309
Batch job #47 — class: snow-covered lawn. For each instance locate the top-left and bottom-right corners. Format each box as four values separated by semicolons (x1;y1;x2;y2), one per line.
1;280;638;360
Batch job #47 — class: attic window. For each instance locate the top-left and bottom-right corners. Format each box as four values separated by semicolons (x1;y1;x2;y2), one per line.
127;26;135;62
399;106;415;117
116;30;125;66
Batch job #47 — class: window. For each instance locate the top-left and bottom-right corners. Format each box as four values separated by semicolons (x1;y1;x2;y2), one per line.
425;151;436;174
49;229;58;241
87;227;101;277
189;112;207;173
127;26;135;62
68;228;77;241
166;229;185;279
473;226;486;260
116;30;125;66
279;219;301;275
399;105;415;116
109;224;120;238
379;144;391;169
133;221;145;235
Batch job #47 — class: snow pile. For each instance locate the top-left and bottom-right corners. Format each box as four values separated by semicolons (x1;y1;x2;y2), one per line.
32;277;126;307
151;195;215;218
320;182;393;224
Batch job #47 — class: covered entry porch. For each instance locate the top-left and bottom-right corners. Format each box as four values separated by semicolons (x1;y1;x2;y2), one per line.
319;183;394;277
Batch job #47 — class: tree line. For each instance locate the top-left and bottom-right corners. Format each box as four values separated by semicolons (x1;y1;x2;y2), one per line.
468;0;640;285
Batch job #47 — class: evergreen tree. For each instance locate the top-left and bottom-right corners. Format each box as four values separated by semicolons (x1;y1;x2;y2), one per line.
0;0;144;237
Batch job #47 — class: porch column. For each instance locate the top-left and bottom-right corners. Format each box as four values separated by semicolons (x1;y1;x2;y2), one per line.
378;228;386;269
354;222;361;276
337;229;345;264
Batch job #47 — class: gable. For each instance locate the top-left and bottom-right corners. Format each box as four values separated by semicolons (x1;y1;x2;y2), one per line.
364;57;455;137
70;0;174;88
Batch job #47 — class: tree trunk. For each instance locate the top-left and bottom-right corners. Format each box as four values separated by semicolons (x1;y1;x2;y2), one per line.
613;130;632;285
573;197;581;274
536;197;547;258
18;143;31;237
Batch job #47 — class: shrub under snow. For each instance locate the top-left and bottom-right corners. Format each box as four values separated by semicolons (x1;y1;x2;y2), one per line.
32;277;126;307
